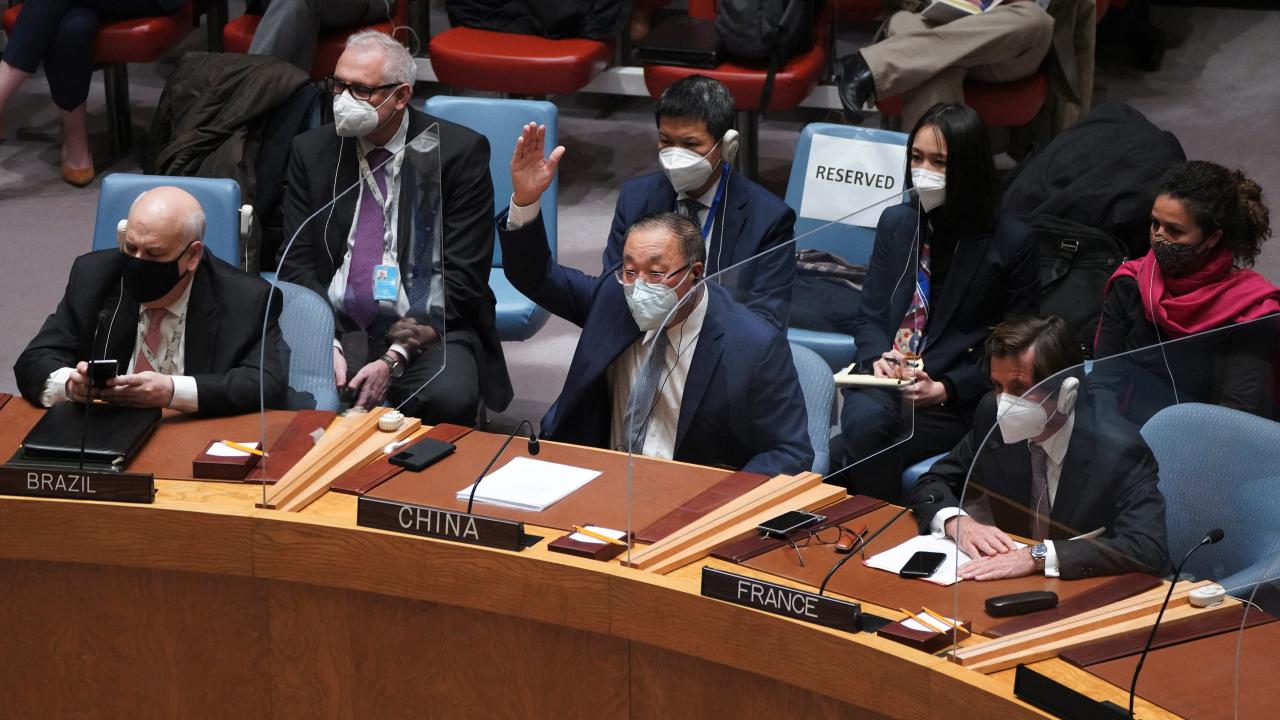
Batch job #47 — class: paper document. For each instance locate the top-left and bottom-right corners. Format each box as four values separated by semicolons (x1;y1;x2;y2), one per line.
210;441;258;457
834;365;914;389
569;525;626;545
865;534;1026;586
902;613;961;634
455;456;601;512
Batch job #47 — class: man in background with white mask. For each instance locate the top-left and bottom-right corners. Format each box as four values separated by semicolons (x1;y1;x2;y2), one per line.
498;123;812;476
910;316;1169;580
280;31;512;422
598;75;795;331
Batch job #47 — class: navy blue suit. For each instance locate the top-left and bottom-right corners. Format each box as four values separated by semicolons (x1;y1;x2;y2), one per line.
501;211;813;477
602;170;796;331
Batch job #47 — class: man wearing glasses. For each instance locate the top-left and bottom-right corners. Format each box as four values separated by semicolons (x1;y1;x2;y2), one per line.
495;123;812;476
280;31;511;422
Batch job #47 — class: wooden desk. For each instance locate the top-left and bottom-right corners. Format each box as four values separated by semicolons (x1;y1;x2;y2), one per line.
0;409;1184;718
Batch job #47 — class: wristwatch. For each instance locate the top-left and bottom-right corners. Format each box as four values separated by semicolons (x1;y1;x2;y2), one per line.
1029;543;1049;569
379;352;405;378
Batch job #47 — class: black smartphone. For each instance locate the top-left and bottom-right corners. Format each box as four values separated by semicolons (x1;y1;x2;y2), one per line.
388;437;456;472
899;551;947;578
88;359;118;389
757;510;825;538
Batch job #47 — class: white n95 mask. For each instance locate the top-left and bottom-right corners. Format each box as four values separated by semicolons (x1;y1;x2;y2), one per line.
623;274;688;331
659;142;721;195
910;168;947;212
995;393;1049;444
333;90;396;138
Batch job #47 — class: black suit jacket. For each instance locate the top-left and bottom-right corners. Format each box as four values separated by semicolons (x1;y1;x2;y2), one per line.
14;250;288;417
500;212;813;477
911;392;1170;579
601;169;796;331
853;205;1039;414
279;107;512;411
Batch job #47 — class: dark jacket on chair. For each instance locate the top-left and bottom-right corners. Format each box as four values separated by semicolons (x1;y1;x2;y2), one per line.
15;250;288;417
501;211;813;477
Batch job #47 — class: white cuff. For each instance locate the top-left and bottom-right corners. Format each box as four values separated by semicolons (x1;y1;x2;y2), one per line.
41;367;75;407
169;375;199;413
388;343;410;362
1043;539;1060;578
332;338;343;352
930;506;967;538
506;194;542;230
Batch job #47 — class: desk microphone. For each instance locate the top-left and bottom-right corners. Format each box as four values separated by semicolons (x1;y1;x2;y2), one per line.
465;419;539;515
78;308;112;470
818;494;939;596
1126;528;1224;717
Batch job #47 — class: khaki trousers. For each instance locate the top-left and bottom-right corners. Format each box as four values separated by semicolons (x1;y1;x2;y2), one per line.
861;2;1055;129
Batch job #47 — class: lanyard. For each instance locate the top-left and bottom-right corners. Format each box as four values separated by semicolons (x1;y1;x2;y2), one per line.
675;162;730;240
357;147;404;252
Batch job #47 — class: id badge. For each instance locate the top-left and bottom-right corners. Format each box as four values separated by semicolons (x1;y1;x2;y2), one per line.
373;264;399;302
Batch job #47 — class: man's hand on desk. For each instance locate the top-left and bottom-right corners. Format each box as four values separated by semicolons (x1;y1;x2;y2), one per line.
945;516;1019;558
510;121;564;207
958;548;1035;581
101;371;175;408
65;361;91;403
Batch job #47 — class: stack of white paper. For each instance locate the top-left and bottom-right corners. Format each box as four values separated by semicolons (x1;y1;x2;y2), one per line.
865;534;1025;586
455;456;602;512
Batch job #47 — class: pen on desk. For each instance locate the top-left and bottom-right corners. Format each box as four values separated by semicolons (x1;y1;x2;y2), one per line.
573;525;626;546
219;440;268;457
899;607;948;634
921;606;971;636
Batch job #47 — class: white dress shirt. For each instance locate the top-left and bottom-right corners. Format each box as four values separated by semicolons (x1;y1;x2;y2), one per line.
42;279;199;413
930;410;1077;577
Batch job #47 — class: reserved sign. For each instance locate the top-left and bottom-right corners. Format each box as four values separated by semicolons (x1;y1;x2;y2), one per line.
701;567;862;633
0;464;155;504
798;134;907;228
356;496;529;551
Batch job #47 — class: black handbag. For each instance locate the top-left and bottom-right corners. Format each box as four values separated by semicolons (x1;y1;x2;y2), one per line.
1030;214;1130;358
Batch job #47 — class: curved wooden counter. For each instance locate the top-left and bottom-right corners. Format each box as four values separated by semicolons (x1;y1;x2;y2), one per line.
0;479;1176;719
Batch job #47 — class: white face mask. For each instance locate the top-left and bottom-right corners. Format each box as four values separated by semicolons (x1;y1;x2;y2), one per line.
623;269;692;331
995;393;1050;444
333;89;398;138
911;167;947;212
659;142;720;195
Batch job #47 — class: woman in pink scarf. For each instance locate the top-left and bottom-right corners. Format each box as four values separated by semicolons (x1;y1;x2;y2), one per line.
1093;161;1280;424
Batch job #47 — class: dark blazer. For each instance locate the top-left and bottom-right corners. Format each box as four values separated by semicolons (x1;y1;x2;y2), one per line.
502;212;813;477
910;392;1170;579
279;107;512;411
14;250;288;417
602;169;796;331
853;205;1039;413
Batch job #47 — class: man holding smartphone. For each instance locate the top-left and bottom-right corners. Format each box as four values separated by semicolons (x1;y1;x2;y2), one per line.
14;186;289;417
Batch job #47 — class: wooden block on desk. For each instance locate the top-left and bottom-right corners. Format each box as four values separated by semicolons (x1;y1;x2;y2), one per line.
878;618;972;654
709;494;886;564
192;440;261;481
634;470;770;543
548;526;633;561
244;409;336;485
330;423;475;496
276;415;423;512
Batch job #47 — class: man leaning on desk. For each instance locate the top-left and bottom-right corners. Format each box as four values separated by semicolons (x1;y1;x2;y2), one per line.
910;316;1170;581
496;123;813;477
14;187;288;417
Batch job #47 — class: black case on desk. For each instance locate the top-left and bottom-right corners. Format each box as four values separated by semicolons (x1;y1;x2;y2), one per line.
636;16;721;68
21;401;161;467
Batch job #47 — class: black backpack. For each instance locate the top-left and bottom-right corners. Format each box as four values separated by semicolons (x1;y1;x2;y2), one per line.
1029;214;1130;358
716;0;821;111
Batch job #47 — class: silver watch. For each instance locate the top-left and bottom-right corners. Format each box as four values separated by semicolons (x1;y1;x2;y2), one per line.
1030;543;1049;568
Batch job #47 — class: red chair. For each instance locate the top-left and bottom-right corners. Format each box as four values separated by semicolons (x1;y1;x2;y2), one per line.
428;26;612;96
2;2;194;155
642;0;830;178
831;0;883;25
876;72;1050;129
222;0;412;80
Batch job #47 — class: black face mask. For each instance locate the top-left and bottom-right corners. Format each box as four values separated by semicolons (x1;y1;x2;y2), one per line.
122;243;194;303
1151;237;1208;277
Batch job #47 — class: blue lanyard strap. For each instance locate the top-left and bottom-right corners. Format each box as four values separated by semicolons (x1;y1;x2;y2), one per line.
676;162;731;239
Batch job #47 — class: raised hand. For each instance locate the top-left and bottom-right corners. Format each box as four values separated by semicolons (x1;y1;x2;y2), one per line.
510;122;565;207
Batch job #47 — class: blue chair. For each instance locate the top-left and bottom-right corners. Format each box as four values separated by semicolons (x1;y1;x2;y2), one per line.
790;343;835;475
272;280;339;411
1140;403;1280;589
783;123;908;370
422;96;556;342
93;173;247;267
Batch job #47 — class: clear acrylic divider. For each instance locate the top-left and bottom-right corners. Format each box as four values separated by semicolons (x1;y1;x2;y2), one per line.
945;315;1280;711
255;123;442;512
1231;552;1280;720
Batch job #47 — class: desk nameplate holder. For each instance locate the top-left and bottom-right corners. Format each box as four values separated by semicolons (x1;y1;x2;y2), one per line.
0;463;155;504
701;567;864;633
1013;665;1129;720
357;495;540;551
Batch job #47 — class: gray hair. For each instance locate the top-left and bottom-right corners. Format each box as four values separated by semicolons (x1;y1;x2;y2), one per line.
128;188;207;246
346;29;416;86
626;212;706;267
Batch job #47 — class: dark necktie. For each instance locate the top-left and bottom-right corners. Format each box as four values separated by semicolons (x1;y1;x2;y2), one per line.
344;146;392;329
1028;443;1051;540
682;198;704;227
621;331;672;454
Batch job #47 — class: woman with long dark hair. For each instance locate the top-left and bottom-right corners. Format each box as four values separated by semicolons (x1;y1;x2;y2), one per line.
1094;160;1280;422
833;103;1039;502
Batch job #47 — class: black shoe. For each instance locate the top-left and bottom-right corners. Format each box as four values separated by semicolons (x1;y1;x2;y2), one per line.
838;53;876;125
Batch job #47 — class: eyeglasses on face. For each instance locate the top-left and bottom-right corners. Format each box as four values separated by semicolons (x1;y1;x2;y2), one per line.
325;76;400;102
614;262;692;285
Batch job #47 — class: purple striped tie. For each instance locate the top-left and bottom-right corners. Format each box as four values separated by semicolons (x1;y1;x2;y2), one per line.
344;147;392;329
